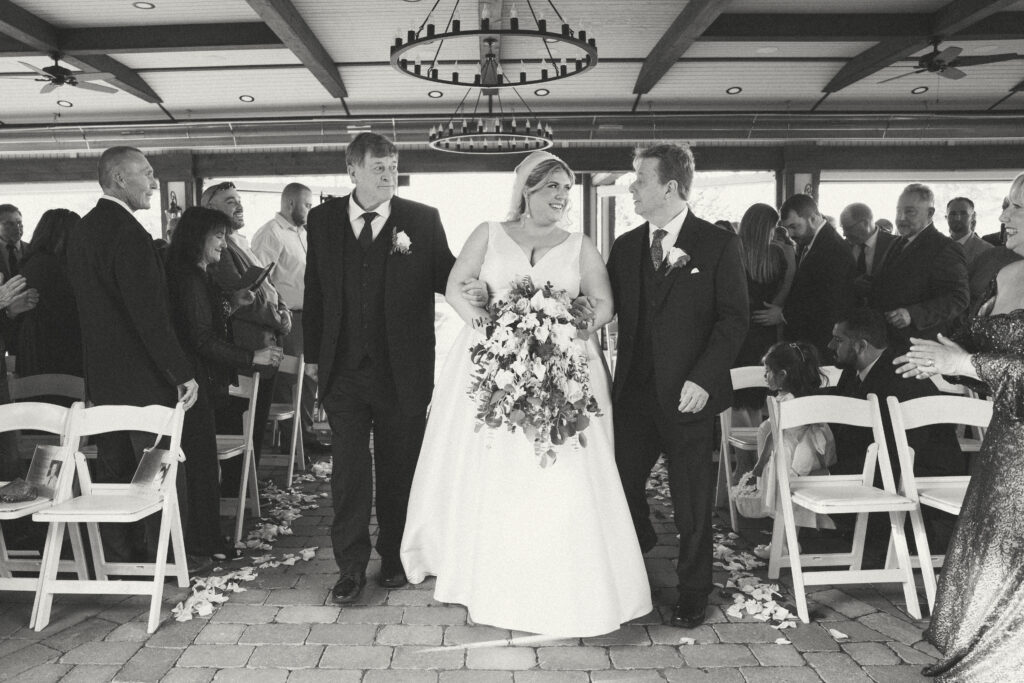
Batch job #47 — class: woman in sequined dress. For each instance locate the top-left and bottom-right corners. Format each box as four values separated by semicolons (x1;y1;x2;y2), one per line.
895;171;1024;681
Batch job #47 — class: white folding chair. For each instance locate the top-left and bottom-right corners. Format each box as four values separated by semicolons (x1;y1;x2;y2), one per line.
264;354;306;488
0;402;87;593
217;372;261;546
766;393;921;623
884;394;992;612
717;366;766;531
32;402;189;634
928;375;986;453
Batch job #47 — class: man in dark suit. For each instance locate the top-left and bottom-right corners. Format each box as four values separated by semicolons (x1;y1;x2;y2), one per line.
840;202;898;305
869;183;968;348
304;133;470;603
0;204;28;282
67;146;200;566
607;143;748;629
826;308;964;559
754;194;855;357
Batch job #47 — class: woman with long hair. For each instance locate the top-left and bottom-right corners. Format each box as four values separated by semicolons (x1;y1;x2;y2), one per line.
165;206;281;560
16;209;82;381
732;203;794;426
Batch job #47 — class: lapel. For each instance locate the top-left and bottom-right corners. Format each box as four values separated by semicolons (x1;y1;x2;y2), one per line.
382;198;402;296
799;222;835;271
886;224;934;270
326;196;352;301
653;210;701;309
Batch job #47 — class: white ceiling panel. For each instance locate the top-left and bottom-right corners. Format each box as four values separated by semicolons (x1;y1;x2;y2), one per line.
116;49;301;70
14;0;259;27
648;61;836;107
685;41;875;59
727;0;947;12
149;67;336;116
0;76;164;124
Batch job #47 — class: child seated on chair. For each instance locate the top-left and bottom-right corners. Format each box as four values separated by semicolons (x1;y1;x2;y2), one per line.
738;341;836;529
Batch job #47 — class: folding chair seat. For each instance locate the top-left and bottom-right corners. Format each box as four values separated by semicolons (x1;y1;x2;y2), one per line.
217;372;261;546
31;402;188;633
884;394;992;612
0;402;87;593
263;354;306;487
765;393;921;623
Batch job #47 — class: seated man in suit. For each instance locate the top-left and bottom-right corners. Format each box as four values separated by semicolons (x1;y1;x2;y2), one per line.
826;308;964;555
869;184;968;349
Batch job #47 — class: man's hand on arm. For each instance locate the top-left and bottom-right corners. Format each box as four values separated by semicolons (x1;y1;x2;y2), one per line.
678;381;709;414
751;302;784;326
178;379;199;411
459;278;488;308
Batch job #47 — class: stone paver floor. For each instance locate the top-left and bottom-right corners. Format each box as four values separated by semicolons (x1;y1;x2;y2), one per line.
0;445;937;682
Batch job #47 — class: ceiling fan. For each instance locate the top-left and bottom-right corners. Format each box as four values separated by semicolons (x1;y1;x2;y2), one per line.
879;40;1022;84
11;55;119;94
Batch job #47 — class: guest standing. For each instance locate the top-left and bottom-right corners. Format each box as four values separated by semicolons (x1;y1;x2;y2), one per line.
165;207;282;560
16;209;82;381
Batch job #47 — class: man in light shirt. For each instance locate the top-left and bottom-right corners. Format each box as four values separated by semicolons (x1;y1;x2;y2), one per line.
252;183;318;450
945;196;992;268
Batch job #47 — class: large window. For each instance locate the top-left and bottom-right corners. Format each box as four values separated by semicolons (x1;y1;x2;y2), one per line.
0;181;161;241
818;171;1015;239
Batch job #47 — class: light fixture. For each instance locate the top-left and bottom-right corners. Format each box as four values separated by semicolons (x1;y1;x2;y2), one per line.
726;86;742;95
911;86;929;94
428;90;444;98
391;0;597;89
534;88;550;96
56;100;73;107
428;88;553;155
239;95;255;102
132;1;156;9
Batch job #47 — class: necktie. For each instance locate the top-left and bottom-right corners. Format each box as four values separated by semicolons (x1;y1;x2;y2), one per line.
855;245;867;274
358;212;377;251
651;228;667;270
5;243;17;276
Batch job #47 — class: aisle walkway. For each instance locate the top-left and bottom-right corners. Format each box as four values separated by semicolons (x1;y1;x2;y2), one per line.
0;449;937;682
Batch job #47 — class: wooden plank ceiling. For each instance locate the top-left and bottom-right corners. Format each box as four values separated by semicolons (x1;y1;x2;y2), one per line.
1;0;1023;153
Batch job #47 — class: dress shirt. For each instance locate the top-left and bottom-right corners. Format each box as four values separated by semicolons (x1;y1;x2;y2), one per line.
100;194;135;217
648;205;689;264
251;213;307;310
0;236;21;271
797;220;826;264
347;195;393;242
857;228;880;275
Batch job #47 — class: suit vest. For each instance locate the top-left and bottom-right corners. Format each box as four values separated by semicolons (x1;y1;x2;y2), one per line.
337;225;389;369
632;239;669;384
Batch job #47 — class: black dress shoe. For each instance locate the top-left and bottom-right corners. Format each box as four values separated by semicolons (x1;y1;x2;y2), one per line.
670;600;707;629
378;560;408;589
186;554;214;577
332;574;366;604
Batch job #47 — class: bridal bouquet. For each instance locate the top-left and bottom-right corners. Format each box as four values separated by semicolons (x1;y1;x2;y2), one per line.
468;276;601;467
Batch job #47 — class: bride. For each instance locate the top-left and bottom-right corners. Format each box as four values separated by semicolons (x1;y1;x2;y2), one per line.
400;151;652;637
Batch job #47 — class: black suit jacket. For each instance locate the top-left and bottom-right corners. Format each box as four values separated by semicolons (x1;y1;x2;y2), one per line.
851;229;898;305
870;224;969;344
607;209;749;419
828;347;964;477
67;198;193;407
303;194;455;414
0;238;28;281
783;223;856;355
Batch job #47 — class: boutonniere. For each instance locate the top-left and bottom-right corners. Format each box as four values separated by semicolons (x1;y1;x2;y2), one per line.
665;246;690;273
391;228;412;255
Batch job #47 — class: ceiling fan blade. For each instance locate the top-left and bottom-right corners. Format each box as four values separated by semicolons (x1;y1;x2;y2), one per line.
934;46;962;63
74;71;115;81
39;82;58;93
879;69;925;84
940;66;967;80
74;80;118;93
951;53;1022;67
18;61;51;77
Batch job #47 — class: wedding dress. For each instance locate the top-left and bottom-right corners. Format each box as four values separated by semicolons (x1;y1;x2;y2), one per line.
401;222;652;637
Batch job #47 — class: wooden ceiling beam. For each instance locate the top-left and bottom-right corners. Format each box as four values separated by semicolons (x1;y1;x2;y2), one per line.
633;0;732;95
824;0;1020;93
0;0;162;103
245;0;347;99
58;23;282;55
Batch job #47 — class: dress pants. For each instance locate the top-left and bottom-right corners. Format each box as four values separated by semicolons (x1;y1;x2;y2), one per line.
216;370;276;496
614;377;716;602
180;381;223;556
94;429;185;563
323;361;426;577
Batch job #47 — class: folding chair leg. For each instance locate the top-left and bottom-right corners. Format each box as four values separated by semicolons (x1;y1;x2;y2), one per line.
849;512;869;571
768;512;786;579
148;510;174;633
31;520;67;631
719;440;740;532
296;434;306;473
169;498;190;589
286;418;300;488
66;523;89;580
85;522;109;580
233;447;260;546
0;526;11;578
907;508;937;614
887;510;923;620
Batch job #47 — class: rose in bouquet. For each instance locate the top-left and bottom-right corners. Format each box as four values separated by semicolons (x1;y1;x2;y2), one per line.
468;276;601;467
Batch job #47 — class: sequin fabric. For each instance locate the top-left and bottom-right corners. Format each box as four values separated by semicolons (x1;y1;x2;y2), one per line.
924;310;1024;681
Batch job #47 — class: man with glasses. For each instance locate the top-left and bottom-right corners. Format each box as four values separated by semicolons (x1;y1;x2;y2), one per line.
946;197;991;268
202;181;291;497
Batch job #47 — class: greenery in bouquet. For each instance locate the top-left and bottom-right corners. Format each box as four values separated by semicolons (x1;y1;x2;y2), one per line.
468;276;601;467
